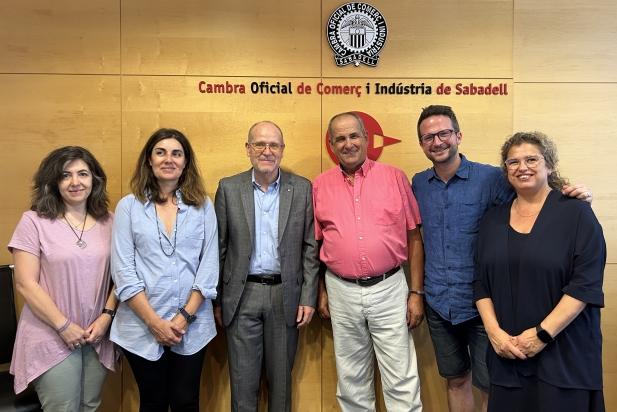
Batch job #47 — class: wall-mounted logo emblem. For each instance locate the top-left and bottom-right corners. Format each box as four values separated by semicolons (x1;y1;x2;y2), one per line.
327;2;388;67
326;112;400;165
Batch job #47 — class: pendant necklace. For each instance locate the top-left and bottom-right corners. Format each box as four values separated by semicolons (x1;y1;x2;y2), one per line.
154;204;179;257
64;212;88;249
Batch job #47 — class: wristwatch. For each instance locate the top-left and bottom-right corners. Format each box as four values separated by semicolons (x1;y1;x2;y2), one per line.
179;307;197;324
102;308;116;319
536;324;553;344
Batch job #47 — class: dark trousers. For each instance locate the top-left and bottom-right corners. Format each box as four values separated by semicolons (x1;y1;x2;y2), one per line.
121;345;207;412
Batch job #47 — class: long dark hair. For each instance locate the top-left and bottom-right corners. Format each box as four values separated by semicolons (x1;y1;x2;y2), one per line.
30;146;109;219
130;128;207;207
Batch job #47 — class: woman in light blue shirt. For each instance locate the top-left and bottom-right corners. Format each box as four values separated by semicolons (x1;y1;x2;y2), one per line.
110;128;218;412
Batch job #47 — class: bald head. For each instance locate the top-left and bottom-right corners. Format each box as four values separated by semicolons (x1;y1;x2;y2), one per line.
248;121;284;144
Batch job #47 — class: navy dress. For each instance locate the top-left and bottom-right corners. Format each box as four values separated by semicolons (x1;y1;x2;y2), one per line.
473;190;605;412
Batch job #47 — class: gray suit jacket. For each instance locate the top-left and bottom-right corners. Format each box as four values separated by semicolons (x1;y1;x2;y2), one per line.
214;169;319;327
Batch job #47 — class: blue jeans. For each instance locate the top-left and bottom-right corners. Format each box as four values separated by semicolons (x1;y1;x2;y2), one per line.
425;301;490;392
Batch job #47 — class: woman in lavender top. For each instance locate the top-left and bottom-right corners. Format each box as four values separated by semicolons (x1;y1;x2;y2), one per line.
8;146;118;411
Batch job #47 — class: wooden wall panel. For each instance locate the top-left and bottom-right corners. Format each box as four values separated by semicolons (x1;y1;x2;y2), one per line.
514;0;617;82
291;322;322;412
100;362;122;412
320;321;338;411
322;0;513;79
513;83;617;262
320;78;513;177
0;0;120;74
120;360;139;412
121;75;323;199
0;74;122;265
121;0;321;76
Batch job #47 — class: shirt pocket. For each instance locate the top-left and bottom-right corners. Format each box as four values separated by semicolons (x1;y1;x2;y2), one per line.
458;202;483;234
370;198;400;226
184;216;205;240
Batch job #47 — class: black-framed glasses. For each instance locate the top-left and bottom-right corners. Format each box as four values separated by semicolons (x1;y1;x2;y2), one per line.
504;155;544;170
249;142;284;153
420;129;455;145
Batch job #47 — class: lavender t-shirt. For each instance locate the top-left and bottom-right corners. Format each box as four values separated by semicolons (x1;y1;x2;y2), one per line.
8;211;116;393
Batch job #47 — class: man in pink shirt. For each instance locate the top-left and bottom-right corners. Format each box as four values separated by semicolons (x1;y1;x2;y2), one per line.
314;112;424;412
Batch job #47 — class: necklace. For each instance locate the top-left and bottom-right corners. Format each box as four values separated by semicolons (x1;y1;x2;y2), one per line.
513;198;541;218
154;204;179;257
64;212;88;249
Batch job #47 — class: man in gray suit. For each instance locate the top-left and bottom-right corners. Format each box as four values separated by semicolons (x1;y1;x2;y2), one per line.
214;121;319;412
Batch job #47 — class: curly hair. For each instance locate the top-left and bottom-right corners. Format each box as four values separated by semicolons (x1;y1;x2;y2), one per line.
500;131;569;190
416;105;460;140
130;128;207;207
30;146;109;219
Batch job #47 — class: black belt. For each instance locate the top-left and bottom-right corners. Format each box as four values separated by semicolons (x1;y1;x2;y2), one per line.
246;274;282;285
334;266;400;287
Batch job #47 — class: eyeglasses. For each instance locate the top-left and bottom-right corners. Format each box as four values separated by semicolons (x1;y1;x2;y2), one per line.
420;129;455;145
504;155;544;170
249;142;284;153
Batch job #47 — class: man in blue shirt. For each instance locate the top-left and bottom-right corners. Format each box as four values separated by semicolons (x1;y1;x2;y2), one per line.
214;121;319;412
411;105;593;412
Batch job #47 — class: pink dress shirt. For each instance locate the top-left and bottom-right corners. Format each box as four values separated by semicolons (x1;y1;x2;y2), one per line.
7;211;116;393
313;159;421;279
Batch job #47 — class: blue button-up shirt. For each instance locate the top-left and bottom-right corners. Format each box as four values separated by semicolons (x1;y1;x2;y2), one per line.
110;191;219;360
248;170;281;275
412;155;514;324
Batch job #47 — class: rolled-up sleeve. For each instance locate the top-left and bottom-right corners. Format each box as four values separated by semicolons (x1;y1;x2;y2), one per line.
472;254;491;306
395;169;421;229
192;197;219;300
562;204;605;307
111;196;145;301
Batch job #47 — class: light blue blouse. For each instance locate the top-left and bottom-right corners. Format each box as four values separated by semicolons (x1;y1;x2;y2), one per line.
110;192;218;360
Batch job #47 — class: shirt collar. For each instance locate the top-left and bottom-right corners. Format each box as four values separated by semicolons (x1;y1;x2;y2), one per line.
338;158;373;180
251;168;281;191
428;154;470;181
145;189;184;207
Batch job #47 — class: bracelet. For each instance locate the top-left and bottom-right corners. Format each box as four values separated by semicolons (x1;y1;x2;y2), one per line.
56;319;71;333
102;308;116;319
409;290;425;295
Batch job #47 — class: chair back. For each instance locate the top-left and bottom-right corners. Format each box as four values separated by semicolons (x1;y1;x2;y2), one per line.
0;265;17;365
